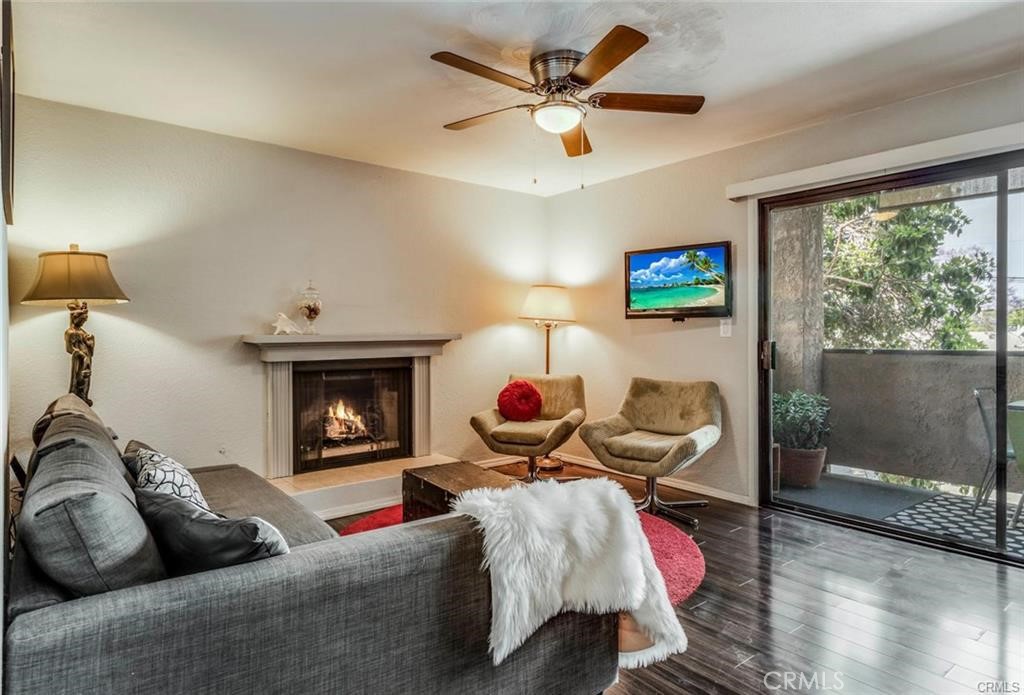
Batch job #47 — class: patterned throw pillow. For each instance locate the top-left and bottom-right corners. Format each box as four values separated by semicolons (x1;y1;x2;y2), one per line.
121;439;158;479
134;448;211;511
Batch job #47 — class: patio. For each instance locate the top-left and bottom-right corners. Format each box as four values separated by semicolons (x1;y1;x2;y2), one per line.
772;350;1024;559
778;473;1024;558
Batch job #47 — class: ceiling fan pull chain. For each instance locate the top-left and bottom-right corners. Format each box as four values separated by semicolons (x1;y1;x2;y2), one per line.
532;122;538;186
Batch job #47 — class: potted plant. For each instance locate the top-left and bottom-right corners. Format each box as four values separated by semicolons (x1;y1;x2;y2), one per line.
772;390;831;488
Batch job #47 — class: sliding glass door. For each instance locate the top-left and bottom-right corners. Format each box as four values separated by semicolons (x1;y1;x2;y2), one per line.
759;151;1024;563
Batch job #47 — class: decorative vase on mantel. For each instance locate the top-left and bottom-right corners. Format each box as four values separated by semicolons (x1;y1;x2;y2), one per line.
298;281;322;335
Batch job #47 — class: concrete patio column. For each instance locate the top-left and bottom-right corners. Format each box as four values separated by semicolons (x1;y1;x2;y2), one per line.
769;205;824;395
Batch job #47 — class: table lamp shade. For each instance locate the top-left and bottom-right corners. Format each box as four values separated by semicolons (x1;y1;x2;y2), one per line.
21;245;129;305
519;285;575;323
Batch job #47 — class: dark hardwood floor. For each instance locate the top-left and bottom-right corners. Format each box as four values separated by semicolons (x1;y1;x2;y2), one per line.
332;462;1024;695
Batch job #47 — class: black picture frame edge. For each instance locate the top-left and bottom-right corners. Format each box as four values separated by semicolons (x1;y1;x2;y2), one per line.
1;0;13;226
624;240;733;320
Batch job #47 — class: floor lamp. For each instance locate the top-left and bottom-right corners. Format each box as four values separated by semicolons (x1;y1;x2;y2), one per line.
21;244;130;405
519;284;575;471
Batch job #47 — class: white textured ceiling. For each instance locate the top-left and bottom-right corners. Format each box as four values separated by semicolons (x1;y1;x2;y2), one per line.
14;1;1024;196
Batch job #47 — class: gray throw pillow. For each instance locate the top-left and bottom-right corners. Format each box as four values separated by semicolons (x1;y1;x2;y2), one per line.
134;447;211;511
135;488;289;576
121;439;157;479
20;418;166;596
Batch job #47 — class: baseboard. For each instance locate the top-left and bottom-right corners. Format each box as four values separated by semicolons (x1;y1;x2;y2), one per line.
475;455;520;469
471;452;756;506
557;453;758;507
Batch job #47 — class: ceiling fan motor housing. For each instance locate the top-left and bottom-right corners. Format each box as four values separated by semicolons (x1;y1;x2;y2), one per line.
529;49;586;90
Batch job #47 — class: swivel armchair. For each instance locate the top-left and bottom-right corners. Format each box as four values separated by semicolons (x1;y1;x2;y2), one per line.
471;374;586;482
580;378;721;528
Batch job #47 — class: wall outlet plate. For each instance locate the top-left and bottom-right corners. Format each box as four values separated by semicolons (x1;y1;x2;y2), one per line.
720;319;732;338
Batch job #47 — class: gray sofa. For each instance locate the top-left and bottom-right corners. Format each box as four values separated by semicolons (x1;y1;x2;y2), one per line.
5;398;618;694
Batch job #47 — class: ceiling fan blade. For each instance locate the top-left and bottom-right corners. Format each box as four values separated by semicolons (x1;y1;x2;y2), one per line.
589;92;705;114
568;25;649;88
431;51;535;91
560;123;592;157
443;105;531;131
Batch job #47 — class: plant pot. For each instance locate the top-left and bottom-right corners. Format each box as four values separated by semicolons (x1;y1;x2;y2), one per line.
779;446;827;489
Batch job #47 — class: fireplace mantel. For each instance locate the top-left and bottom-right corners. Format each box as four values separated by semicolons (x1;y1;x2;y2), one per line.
242;333;460;478
242;333;462;363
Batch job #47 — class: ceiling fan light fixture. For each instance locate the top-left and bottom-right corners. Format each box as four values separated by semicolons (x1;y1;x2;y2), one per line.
531;102;585;134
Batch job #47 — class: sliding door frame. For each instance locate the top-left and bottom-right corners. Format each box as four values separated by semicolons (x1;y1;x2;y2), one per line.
757;149;1024;566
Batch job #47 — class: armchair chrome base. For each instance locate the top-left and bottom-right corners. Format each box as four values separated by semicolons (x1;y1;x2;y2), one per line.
634;477;707;529
520;456;581;484
536;454;565;471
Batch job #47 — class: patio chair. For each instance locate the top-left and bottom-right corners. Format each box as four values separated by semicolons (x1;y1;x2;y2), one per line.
1005;410;1024;528
973;387;1005;512
972;386;1024;527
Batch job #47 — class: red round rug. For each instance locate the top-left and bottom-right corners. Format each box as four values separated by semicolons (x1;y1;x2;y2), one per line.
340;505;705;606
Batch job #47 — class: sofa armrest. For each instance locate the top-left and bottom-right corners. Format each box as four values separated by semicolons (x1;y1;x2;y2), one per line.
5;515;617;695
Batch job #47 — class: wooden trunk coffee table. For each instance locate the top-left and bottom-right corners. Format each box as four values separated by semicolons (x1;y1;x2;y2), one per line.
402;461;519;522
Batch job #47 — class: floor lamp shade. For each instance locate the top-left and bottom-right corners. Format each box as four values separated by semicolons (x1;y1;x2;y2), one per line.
518;285;575;324
21;245;130;305
519;284;575;379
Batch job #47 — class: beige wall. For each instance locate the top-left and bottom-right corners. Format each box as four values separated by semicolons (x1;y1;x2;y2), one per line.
8;70;1023;501
9;97;549;474
543;71;1024;499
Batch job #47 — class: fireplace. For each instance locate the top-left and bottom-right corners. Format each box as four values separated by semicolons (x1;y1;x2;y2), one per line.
292;359;412;473
243;333;460;479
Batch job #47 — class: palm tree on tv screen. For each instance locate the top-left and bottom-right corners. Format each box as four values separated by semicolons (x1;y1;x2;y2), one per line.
682;250;725;285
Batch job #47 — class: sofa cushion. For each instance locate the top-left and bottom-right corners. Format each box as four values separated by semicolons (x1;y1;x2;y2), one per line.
491;419;558;446
134;447;211;510
19;415;167;596
135;488;289;576
31;393;111;446
191;465;336;547
604;429;682;462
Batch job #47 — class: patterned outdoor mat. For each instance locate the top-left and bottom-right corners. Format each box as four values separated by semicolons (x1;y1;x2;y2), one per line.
885;493;1024;557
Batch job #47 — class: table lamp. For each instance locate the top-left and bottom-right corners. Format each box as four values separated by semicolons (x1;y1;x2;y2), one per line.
519;284;576;374
21;244;130;405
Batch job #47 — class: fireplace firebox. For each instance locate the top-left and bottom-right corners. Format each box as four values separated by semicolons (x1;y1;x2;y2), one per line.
292;359;412;473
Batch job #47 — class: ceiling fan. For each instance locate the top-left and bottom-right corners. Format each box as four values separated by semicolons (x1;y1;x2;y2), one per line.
431;25;705;157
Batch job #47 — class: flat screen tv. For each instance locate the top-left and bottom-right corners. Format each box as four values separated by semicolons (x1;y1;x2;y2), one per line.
625;241;733;319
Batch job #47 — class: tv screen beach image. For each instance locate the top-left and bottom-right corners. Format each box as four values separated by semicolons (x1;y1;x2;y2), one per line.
628;245;728;312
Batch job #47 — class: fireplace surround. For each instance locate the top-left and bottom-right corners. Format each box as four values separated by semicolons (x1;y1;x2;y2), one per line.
243;333;461;478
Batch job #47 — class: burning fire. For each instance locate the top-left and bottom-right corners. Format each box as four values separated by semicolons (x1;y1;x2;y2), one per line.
325;399;368;437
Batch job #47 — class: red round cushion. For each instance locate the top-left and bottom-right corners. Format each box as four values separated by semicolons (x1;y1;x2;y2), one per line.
497;380;543;422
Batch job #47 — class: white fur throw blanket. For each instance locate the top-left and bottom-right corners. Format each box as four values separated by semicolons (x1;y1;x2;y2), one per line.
452;477;687;669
